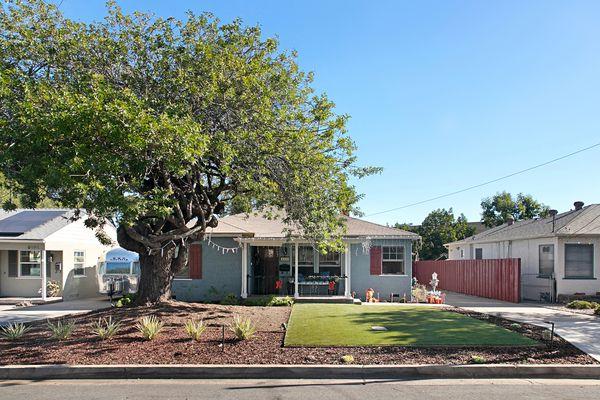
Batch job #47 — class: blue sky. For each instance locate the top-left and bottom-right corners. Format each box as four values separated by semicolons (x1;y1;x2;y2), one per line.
52;0;600;225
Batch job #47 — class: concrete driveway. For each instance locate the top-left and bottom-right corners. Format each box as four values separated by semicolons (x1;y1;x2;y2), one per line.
0;297;111;325
445;292;600;361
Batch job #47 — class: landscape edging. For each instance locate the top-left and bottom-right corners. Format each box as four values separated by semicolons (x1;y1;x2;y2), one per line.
1;364;599;380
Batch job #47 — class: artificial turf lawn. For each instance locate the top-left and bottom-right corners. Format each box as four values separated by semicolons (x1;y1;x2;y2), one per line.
284;304;537;347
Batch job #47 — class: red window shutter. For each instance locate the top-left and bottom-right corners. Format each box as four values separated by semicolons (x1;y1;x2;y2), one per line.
189;243;202;279
370;246;382;275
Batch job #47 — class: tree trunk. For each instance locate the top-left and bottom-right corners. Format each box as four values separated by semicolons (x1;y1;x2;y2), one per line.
117;226;190;305
137;251;176;304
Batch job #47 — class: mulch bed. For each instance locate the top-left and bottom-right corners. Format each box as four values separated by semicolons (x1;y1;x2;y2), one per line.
0;301;595;365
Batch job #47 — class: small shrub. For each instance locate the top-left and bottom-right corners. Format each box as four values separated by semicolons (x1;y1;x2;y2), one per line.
220;293;240;305
411;284;428;303
184;319;206;342
470;355;486;364
341;355;354;364
594;307;600;316
136;316;164;340
229;315;256;340
0;322;30;341
91;316;122;340
566;300;598;310
244;295;294;307
47;320;76;341
509;323;521;329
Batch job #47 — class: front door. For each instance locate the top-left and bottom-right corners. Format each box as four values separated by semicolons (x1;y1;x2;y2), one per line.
257;247;279;294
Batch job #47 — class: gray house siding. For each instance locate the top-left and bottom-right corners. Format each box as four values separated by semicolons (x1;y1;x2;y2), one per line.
350;239;413;302
173;237;413;302
172;237;243;302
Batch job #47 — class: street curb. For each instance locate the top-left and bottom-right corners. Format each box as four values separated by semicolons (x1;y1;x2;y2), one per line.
1;364;599;380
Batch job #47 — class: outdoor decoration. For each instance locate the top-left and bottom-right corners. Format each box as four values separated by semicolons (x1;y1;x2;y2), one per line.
365;288;379;303
204;230;241;254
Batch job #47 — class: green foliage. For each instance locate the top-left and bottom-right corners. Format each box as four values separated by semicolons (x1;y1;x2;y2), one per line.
184;319;207;342
91;316;122;340
340;355;354;364
566;300;598;310
243;295;294;307
0;322;31;340
395;208;475;260
0;0;375;263
230;315;256;340
481;192;550;228
220;293;240;305
594;307;600;315
115;293;137;308
470;355;487;364
47;319;76;341
136;315;164;340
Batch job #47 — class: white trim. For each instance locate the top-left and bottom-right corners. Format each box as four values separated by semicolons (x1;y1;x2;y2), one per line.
294;242;299;298
41;249;47;300
241;243;248;298
344;244;351;297
17;250;43;278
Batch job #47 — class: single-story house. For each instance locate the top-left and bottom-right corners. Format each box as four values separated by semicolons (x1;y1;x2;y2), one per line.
0;209;116;301
445;201;600;301
173;212;420;302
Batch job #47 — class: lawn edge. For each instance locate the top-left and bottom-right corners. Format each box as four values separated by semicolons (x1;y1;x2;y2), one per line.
1;363;599;380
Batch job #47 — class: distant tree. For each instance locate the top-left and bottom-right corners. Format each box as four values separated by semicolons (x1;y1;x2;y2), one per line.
481;192;550;227
394;209;475;260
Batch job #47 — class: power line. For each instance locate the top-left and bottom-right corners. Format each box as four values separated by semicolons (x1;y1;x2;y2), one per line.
366;140;600;217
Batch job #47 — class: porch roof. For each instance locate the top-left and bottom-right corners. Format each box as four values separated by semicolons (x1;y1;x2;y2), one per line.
212;211;420;240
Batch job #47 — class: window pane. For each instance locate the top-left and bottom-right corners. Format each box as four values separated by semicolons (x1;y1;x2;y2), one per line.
20;263;41;277
539;245;554;277
175;264;189;278
74;264;85;276
382;261;404;274
319;252;340;266
74;251;85;263
105;262;131;274
20;250;41;263
565;244;594;278
382;246;403;261
475;248;483;260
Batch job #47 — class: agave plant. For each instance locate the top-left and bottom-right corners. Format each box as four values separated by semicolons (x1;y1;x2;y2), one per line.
229;315;256;340
47;319;76;340
0;322;31;341
91;316;122;340
136;315;164;340
184;319;206;342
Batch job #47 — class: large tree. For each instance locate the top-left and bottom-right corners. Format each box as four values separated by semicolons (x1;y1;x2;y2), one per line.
481;192;550;227
394;208;475;260
0;0;376;303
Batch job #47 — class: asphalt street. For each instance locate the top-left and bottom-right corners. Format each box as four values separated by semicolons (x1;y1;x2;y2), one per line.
1;379;600;400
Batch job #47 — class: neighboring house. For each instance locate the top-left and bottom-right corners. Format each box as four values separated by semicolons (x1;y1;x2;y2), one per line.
445;202;600;301
173;212;420;302
0;209;116;301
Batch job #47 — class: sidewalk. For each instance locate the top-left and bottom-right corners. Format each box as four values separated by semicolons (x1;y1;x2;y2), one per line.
0;297;111;325
444;292;600;361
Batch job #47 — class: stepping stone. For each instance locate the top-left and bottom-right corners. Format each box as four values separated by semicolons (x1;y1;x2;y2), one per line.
371;326;387;331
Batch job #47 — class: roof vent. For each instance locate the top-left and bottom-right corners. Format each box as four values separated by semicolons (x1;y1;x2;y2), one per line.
574;201;584;211
549;209;558;217
507;215;515;226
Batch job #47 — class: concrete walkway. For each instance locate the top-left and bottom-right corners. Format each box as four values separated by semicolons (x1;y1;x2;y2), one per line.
444;292;600;361
0;297;111;325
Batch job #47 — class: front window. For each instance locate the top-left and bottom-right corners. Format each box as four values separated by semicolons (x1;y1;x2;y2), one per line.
74;251;85;277
382;246;405;275
539;245;554;277
565;243;594;279
475;248;483;260
19;250;41;277
319;251;341;276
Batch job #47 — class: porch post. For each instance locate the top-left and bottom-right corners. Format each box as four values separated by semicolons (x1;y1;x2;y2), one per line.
294;242;299;298
344;243;351;298
241;243;248;299
41;249;47;301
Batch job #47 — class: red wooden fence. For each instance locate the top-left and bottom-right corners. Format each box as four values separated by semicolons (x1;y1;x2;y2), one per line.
413;259;521;303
